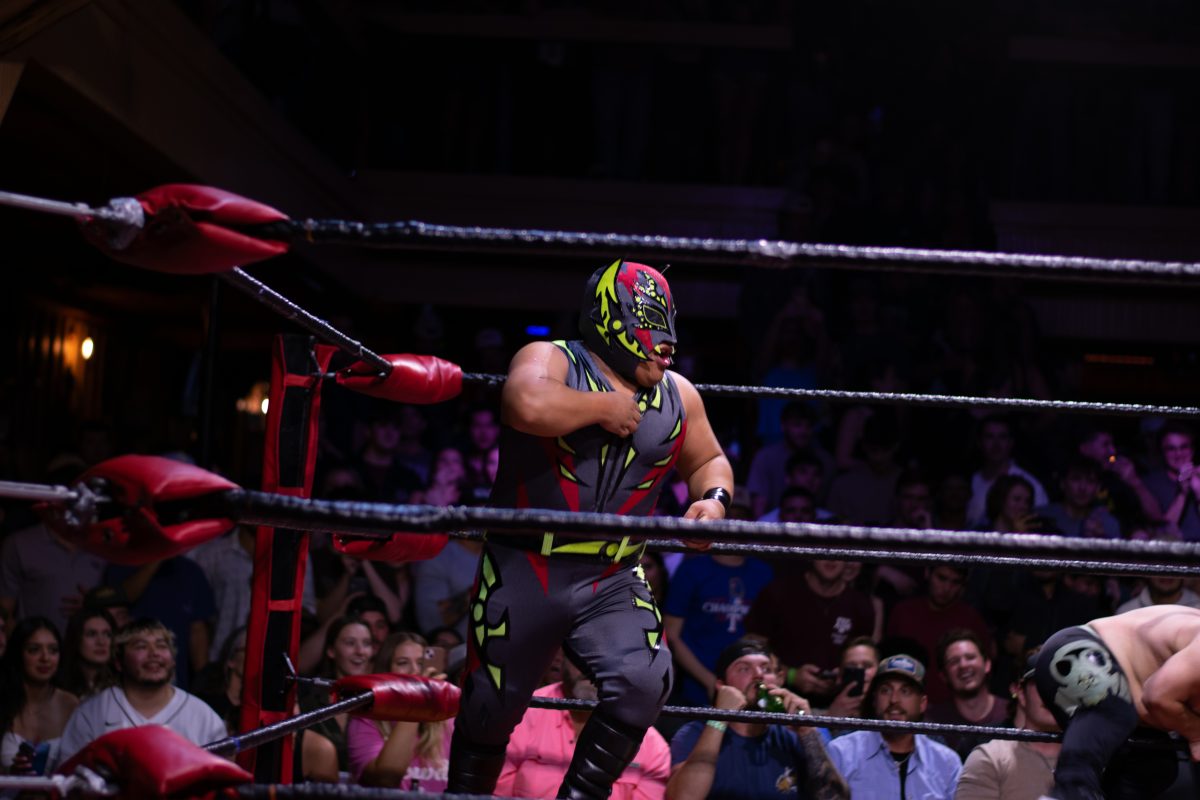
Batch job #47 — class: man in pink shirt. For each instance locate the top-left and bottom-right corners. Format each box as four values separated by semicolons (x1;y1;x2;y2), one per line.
496;656;671;799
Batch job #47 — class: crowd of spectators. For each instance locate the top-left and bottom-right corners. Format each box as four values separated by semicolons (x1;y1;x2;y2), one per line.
3;270;1200;796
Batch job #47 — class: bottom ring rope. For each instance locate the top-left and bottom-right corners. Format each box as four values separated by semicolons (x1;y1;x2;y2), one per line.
236;787;518;799
203;691;1179;756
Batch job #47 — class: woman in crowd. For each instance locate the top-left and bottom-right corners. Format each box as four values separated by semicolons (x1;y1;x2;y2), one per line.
57;608;116;699
299;615;374;775
411;447;467;507
348;632;451;791
986;474;1038;533
0;618;78;774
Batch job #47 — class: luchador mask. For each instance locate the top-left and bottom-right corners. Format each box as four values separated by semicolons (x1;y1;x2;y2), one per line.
1048;640;1130;716
579;259;677;381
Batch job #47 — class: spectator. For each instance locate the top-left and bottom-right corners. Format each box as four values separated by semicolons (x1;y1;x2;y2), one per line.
826;412;904;525
1075;425;1162;526
349;632;452;791
101;557;215;690
840;562;885;642
498;657;670;799
57;608;116;699
1002;571;1103;689
197;627;339;783
411;538;483;640
828;654;961;798
1142;422;1200;541
57;618;225;765
667;639;848;800
464;406;501;491
821;637;880;729
411;447;468;506
356;408;424;503
194;627;246;734
934;471;973;531
984;475;1039;534
393;405;434;485
663;550;774;705
639;551;669;607
752;287;836;447
745;559;875;702
1116;575;1200;613
966;417;1047;527
777;486;820;526
955;652;1059;799
746;403;833;518
1035;457;1121;539
887;566;991;705
925;631;1008;762
188;526;317;663
80;586;130;630
757;451;835;521
299;616;374;774
0;518;108;636
347;595;392;656
0;617;77;774
877;471;937;604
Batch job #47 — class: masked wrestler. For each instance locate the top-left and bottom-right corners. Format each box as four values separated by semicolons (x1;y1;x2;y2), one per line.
447;259;734;798
1033;604;1200;799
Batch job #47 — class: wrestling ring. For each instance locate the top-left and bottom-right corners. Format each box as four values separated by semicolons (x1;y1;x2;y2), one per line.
0;183;1196;797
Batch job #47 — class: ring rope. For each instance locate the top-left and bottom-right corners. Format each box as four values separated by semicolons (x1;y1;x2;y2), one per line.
7;184;1200;284
528;697;1177;751
452;531;1200;578
220;264;1200;418
200;681;1175;766
0;768;114;797
213;490;1200;570
237;787;516;799
9;475;1193;576
222;267;393;374
462;372;1200;418
205;691;373;757
270;218;1200;286
638;540;1200;578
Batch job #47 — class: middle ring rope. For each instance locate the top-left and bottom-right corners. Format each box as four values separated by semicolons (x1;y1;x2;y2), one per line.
225;262;1200;418
208;489;1200;574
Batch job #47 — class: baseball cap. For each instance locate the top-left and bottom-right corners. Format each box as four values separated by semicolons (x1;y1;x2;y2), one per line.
869;653;926;694
714;638;772;681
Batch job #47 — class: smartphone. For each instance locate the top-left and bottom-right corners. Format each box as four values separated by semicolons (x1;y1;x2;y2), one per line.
841;666;867;697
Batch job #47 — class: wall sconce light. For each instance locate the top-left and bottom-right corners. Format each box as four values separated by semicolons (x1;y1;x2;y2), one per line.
81;337;95;361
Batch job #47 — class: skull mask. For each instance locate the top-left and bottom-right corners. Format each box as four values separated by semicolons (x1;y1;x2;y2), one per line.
1049;641;1130;716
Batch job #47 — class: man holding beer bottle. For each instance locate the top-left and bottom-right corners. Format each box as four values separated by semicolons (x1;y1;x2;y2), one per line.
666;640;849;799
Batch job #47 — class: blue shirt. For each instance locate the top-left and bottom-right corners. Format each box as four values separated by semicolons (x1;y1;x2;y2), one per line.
827;731;960;800
103;557;216;690
664;556;774;704
670;721;827;799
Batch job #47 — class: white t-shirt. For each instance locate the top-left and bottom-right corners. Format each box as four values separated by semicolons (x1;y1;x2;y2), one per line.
56;685;227;766
1117;588;1200;615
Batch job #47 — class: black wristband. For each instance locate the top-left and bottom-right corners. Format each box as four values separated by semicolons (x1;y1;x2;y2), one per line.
702;487;732;511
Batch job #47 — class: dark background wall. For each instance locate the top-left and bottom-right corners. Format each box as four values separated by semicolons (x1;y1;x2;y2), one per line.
2;0;1199;488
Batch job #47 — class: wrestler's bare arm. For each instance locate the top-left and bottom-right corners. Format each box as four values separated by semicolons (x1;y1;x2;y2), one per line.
672;373;734;521
1140;636;1200;760
501;342;641;437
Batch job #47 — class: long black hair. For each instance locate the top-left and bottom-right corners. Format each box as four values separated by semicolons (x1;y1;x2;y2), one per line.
0;617;62;735
58;608;117;698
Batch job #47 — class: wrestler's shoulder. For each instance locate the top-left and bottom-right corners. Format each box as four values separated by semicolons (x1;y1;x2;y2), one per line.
1095;605;1200;641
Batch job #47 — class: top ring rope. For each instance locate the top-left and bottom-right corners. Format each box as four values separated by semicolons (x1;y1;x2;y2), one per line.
5;184;1200;285
274;218;1200;286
